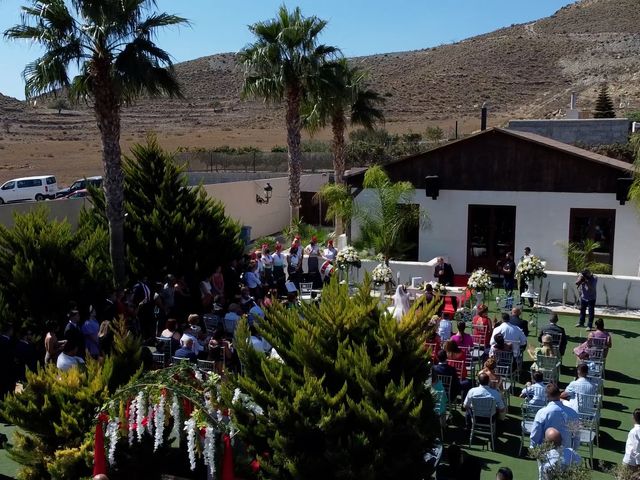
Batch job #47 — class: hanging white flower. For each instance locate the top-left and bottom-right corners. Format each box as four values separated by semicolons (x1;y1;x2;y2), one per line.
232;387;264;416
106;418;119;466
184;416;198;471
203;427;217;477
170;393;181;441
128;398;137;446
135;391;146;441
154;394;166;452
146;402;155;438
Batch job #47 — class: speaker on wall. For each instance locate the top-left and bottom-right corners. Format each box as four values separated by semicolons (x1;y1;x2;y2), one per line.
425;175;440;200
616;177;633;205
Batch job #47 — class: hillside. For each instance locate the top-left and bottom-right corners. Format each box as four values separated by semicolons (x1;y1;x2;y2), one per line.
0;0;639;184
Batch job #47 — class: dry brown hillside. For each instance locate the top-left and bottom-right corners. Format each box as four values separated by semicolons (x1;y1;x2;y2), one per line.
0;0;639;184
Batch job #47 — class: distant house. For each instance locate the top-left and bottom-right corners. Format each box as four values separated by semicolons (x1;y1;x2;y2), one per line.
346;127;638;276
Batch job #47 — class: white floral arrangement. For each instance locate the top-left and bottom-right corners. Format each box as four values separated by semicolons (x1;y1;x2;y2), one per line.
371;263;393;284
517;255;546;280
336;245;361;269
467;268;493;291
433;282;447;295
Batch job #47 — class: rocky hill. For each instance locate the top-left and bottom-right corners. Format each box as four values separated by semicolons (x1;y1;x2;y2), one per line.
0;0;639;183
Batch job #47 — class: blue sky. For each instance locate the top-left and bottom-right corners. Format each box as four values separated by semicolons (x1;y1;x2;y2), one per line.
0;0;574;99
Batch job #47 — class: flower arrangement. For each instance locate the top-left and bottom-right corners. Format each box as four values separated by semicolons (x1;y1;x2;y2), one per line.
371;263;394;284
516;255;546;281
432;283;447;295
467;268;493;292
336;245;361;269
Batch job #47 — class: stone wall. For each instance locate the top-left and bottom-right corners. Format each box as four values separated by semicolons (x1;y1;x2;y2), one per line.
507;119;631;146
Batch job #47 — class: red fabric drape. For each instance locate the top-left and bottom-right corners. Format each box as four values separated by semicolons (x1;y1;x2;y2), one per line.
93;413;109;476
221;434;235;480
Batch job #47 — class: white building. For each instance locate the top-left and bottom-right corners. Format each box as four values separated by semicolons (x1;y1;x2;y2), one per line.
347;128;638;277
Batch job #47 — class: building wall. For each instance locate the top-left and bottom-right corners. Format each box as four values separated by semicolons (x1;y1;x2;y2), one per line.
507;119;630;146
414;189;640;277
203;174;329;240
0;198;86;228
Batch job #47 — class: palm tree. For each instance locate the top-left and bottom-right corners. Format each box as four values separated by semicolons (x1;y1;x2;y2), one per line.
307;59;384;186
239;6;339;223
4;0;187;287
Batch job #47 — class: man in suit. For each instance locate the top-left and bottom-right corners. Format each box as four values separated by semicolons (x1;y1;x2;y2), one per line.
539;313;567;356
434;257;455;286
0;324;16;398
510;307;529;337
432;349;461;400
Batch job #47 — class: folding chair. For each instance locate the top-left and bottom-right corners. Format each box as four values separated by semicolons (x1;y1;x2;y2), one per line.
457;307;473;327
469;397;497;450
548;332;564;364
494;364;513;407
431;387;448;439
587;359;605;379
299;282;314;299
435;374;454;411
577;392;602;446
447;359;466;380
156;336;173;365
535;354;560;385
577;412;598;468
590;337;608;350
425;342;439;362
151;352;166;370
519;402;544;455
197;359;216;373
172;356;192;365
203;313;222;335
494;350;514;368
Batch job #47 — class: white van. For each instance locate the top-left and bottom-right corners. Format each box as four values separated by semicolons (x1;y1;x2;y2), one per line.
0;175;58;204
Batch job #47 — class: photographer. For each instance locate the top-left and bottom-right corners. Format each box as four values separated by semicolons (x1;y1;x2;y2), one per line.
575;269;597;330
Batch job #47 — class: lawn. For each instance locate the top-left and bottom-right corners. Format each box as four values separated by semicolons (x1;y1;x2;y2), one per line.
442;310;640;480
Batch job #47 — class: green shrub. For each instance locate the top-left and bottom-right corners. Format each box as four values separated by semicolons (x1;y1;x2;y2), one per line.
224;276;439;480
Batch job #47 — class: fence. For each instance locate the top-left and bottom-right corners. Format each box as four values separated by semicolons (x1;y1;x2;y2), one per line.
176;151;334;173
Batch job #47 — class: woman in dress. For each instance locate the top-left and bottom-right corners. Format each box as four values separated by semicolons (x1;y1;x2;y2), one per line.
478;357;503;391
44;321;65;364
211;265;225;298
574;317;612;361
323;239;337;262
271;242;286;295
392;285;410;322
305;236;321;287
472;304;493;347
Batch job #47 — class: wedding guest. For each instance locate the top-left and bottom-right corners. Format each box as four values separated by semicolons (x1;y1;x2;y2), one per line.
451;321;474;348
496;467;513;480
520;370;547;406
539;427;581;480
434;257;455;286
57;341;85;372
472;304;493;347
81;305;100;359
510;307;529;337
500;252;516;296
305;236;321;286
560;363;597;400
518;246;534;307
623;408;640;472
575;269;597;329
437;312;453;342
528;334;555;371
538;313;567;357
44;320;65;364
174;337;197;362
15;329;38;382
287;244;302;289
323;239;337;262
478;357;503;391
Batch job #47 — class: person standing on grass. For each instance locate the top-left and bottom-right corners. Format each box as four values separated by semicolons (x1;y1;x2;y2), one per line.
623;408;640;472
575;269;597;330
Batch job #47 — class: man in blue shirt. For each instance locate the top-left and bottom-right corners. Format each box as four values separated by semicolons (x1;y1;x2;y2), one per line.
561;363;597;400
530;383;580;450
576;270;597;329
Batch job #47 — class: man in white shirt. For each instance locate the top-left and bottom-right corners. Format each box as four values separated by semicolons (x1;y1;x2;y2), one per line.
463;373;505;429
560;363;597;400
490;313;527;353
57;342;85;372
623;408;640;471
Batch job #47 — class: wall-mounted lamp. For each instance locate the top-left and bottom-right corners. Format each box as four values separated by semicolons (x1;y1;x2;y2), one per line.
256;183;273;204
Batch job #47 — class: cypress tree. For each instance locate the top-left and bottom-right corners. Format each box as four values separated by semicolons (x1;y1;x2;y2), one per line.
593;84;616;118
226;276;439;480
87;136;244;283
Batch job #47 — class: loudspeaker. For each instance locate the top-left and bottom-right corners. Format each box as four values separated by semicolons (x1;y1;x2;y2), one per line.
616;177;633;205
425;175;440;200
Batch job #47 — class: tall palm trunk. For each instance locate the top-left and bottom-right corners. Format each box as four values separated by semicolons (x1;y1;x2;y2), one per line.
286;85;303;223
331;110;347;235
93;65;126;288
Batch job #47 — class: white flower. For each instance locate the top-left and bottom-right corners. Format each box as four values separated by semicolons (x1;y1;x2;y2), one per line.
170;394;181;441
517;255;545;280
232;387;264;416
371;263;393;284
128;398;137;446
135;391;146;441
467;268;493;291
184;416;197;471
153;394;166;452
106;418;119;466
203;427;217;477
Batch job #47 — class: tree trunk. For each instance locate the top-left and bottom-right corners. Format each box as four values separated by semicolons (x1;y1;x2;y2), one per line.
331;111;346;235
286;85;302;223
93;66;126;288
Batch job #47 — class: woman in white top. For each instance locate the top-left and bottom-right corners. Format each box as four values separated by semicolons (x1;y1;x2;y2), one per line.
392;285;410;322
323;239;337;262
271;242;286;294
305;236;321;274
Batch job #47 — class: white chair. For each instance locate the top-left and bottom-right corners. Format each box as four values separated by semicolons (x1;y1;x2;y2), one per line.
172;356;191;365
535;354;560;385
197;359;216;373
577;412;598;467
151;352;166;370
519;402;544;455
469;396;497;450
431;388;448;439
299;282;314;301
577;392;602;446
494;364;513;407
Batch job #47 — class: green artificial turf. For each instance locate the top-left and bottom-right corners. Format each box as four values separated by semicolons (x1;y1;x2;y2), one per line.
442;310;640;480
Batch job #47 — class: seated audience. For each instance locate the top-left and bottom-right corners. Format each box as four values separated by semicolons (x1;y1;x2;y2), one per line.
451;321;474;348
57;341;85;372
174;337;198;362
520;371;547;407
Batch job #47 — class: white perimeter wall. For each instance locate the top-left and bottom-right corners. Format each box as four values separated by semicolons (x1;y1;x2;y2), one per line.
203;174;329;239
354;189;640;277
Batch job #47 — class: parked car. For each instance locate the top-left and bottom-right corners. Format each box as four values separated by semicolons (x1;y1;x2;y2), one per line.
55;176;102;198
64;189;89;199
0;175;58;204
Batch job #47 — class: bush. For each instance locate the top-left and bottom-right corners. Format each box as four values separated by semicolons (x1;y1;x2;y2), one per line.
224;276;439;480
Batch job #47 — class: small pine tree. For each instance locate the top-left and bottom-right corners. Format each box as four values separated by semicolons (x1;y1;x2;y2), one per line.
593;84;616;118
86;136;244;283
225;275;439;480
